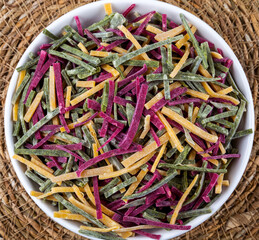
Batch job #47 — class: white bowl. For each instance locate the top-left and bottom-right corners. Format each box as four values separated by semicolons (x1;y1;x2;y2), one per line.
5;0;255;239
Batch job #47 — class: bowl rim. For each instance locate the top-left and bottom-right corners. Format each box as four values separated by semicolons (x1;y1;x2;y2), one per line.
4;0;255;239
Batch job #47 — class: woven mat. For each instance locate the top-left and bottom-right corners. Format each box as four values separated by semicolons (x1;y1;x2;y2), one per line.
0;0;258;239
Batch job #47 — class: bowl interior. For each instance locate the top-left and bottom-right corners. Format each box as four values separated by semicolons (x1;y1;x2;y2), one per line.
4;0;255;239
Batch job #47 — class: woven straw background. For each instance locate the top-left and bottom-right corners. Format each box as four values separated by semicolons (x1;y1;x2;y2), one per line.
0;0;258;239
